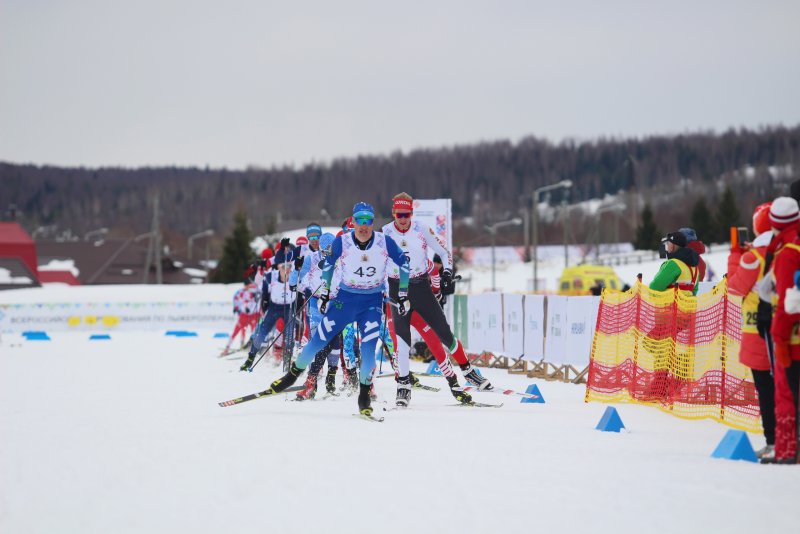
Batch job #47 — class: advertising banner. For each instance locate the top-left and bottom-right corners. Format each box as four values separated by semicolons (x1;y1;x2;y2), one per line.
523;295;545;361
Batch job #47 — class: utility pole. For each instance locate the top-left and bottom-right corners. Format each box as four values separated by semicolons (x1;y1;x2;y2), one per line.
143;192;163;284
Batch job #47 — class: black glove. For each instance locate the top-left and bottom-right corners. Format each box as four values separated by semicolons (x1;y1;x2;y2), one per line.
440;268;456;295
397;295;410;316
233;307;239;315
280;237;291;250
289;283;297;292
756;299;773;339
295;256;304;270
261;298;269;313
296;292;305;311
319;290;330;314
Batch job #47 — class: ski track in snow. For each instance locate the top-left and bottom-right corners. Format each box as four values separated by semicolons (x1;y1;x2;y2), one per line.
1;331;798;534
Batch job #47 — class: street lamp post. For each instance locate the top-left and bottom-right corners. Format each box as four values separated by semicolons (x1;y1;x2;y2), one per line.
486;217;522;291
593;204;626;261
532;180;572;292
188;229;215;261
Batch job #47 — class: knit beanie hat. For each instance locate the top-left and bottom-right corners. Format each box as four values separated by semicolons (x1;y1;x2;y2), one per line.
662;231;687;248
769;197;800;230
752;202;772;236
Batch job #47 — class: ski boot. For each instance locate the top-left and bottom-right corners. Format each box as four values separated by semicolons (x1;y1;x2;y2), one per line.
461;363;493;391
446;375;473;404
755;444;774;461
268;363;302;393
295;373;318;401
325;367;338;395
358;382;373;416
239;352;256;371
408;370;420;387
396;374;412;407
344;366;359;395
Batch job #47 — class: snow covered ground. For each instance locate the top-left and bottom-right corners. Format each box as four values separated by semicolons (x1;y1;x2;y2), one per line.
1;328;798;534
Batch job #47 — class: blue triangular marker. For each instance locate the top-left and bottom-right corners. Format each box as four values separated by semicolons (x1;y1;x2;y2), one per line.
24;332;51;341
213;332;228;339
711;430;758;463
521;384;544;404
426;361;441;375
175;331;198;337
595;406;625;432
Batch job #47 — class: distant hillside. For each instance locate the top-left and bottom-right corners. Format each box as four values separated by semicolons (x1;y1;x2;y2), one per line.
2;125;798;250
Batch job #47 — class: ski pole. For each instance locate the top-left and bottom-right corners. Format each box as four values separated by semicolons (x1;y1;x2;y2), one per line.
247;283;324;372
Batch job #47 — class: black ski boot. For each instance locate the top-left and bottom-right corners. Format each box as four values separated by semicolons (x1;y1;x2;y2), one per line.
269;363;302;393
396;374;412;407
408;370;420;387
239;352;256;371
325;367;338;395
461;363;493;391
447;375;473;404
358;382;373;416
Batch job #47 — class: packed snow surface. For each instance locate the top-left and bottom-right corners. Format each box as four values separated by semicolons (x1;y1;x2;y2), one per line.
1;328;798;533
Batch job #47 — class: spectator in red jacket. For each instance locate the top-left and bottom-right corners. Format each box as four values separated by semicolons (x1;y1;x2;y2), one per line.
766;197;800;464
727;202;775;459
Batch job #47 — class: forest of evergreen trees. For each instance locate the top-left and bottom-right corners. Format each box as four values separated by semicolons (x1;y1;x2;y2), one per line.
2;125;798;251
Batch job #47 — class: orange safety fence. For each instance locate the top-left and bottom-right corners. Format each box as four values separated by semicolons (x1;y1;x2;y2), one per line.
585;278;762;433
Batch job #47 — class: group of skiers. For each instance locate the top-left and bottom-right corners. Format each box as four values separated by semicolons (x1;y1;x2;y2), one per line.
648;182;800;464
223;193;493;419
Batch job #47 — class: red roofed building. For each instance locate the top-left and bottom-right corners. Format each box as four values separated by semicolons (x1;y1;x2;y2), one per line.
0;222;41;288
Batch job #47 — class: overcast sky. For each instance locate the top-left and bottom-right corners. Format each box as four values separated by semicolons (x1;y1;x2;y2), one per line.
1;0;798;169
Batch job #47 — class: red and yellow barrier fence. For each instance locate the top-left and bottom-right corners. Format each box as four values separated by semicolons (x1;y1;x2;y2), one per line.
585;279;762;433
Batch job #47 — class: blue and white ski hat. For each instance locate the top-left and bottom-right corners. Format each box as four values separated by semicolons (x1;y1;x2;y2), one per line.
306;223;322;239
353;202;375;219
319;232;335;252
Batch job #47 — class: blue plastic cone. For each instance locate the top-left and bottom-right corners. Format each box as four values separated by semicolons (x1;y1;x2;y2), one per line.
711;430;758;463
595;406;625;432
521;384;545;404
426;361;442;375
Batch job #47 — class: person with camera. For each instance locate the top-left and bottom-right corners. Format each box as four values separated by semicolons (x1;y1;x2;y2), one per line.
726;202;776;460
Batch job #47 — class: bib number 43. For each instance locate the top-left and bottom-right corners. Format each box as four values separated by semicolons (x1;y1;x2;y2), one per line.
354;266;377;278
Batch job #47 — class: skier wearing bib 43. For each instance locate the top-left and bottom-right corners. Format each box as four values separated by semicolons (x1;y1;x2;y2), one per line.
265;202;410;417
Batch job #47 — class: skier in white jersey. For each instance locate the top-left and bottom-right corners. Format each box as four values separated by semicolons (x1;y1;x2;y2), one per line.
264;202;410;417
383;192;493;407
295;232;345;399
240;243;299;371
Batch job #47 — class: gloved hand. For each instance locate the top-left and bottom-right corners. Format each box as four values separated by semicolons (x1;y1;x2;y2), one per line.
233;307;239;315
440;268;455;295
397;294;410;316
280;237;291;249
756;299;773;339
295;256;304;270
261;298;269;313
318;289;330;314
296;292;305;311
